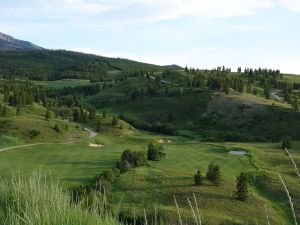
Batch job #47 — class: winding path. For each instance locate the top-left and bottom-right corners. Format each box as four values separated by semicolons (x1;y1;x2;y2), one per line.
0;128;97;153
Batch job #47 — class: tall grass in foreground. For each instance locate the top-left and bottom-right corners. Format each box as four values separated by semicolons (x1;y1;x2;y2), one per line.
278;173;298;225
284;148;300;180
0;173;120;225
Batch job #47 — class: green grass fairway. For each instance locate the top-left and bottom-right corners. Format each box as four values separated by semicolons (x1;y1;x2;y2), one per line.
0;131;299;224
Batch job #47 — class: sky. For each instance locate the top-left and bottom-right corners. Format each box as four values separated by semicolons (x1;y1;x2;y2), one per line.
1;0;300;74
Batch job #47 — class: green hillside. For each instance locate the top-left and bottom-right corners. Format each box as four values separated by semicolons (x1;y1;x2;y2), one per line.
0;54;300;225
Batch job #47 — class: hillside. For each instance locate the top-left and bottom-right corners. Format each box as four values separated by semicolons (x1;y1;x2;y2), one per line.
0;40;300;225
0;32;43;51
0;50;166;81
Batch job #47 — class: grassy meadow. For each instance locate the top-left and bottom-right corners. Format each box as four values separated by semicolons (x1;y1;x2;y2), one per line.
0;128;299;224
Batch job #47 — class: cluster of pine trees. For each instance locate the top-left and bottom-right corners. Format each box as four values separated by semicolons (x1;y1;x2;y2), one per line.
0;79;47;114
194;162;222;186
194;163;249;202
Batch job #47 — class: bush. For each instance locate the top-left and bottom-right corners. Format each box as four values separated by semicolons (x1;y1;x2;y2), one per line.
96;168;120;183
116;160;131;173
120;149;147;167
26;129;41;139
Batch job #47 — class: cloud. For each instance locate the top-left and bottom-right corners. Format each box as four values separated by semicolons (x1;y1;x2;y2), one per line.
278;0;300;12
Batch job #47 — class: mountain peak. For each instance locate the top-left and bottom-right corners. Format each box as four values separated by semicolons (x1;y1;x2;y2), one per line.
0;32;43;51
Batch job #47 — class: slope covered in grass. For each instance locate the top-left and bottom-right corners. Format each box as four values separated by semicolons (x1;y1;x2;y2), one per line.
0;103;87;143
0;130;299;224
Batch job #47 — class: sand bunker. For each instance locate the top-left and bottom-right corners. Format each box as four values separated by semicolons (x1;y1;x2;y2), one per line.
89;143;104;148
228;151;247;155
158;139;172;144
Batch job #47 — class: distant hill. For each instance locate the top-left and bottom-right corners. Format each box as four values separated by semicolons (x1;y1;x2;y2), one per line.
0;32;182;80
0;50;166;80
0;32;43;51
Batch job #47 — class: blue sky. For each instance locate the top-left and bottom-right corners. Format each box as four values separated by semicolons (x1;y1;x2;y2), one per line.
1;0;300;73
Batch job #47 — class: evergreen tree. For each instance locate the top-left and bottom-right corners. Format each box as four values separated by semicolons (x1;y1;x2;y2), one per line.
282;136;292;149
194;170;205;186
264;84;270;99
206;162;222;186
147;143;158;161
292;97;299;112
2;105;8;117
89;106;96;119
96;120;101;132
102;110;107;118
83;111;88;123
73;108;80;122
235;172;249;201
111;116;119;126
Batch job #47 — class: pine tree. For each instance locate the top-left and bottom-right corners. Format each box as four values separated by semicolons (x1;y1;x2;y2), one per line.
194;170;204;186
2;105;8;117
212;164;222;185
264;84;270;99
147;143;158;161
96;120;101;132
206;162;222;186
89;107;96;119
292;97;299;112
73;108;80;122
235;172;249;201
111;116;119;126
282;136;292;149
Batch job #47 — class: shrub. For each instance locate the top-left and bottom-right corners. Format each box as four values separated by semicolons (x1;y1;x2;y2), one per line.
120;149;147;167
26;129;41;139
96;168;121;183
116;160;131;173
